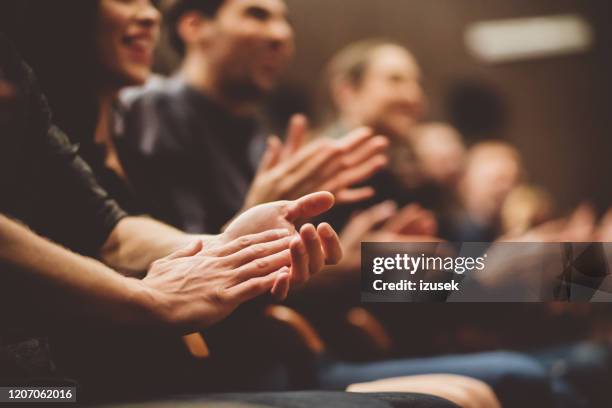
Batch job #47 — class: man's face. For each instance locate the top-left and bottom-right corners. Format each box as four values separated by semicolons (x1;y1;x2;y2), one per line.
349;46;425;139
202;0;295;100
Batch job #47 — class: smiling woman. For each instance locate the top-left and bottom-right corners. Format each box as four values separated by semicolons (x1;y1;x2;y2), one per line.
8;0;163;215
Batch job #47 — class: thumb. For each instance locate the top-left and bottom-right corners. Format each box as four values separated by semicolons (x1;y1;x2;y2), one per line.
285;191;335;223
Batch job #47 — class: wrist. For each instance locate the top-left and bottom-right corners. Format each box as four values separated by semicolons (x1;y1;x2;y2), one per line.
124;277;170;327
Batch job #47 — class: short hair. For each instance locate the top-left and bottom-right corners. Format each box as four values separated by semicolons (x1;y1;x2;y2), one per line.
162;0;225;56
326;39;406;89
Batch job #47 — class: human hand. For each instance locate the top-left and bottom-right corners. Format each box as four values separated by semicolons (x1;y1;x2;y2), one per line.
335;201;441;274
139;230;296;332
218;192;343;288
243;114;388;209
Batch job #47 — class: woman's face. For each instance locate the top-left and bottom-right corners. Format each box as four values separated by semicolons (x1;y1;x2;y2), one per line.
96;0;161;88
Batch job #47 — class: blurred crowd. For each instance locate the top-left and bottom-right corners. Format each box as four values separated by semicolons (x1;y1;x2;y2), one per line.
1;1;612;408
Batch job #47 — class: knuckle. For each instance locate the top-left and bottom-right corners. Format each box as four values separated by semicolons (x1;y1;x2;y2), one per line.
213;285;229;304
237;236;251;248
254;258;269;269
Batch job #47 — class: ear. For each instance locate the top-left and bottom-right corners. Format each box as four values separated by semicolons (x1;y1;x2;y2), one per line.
177;11;215;49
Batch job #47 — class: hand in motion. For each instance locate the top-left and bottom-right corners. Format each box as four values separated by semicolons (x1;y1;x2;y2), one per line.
243;114;389;209
221;191;343;288
140;229;295;332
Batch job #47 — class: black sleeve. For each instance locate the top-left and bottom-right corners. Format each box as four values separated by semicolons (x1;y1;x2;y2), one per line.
0;35;127;255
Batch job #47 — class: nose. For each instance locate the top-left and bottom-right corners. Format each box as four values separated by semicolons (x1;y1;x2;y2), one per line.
136;0;162;28
267;19;294;51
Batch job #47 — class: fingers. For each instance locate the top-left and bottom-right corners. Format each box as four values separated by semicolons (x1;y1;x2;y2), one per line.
318;135;388;182
270;270;291;301
296;130;385;197
285;191;335;222
382;203;421;234
320;154;388;193
211;229;291;257
336;127;375;152
281;114;309;160
228;267;290;304
289;235;310;285
279;141;344;196
235;248;292;280
300;224;325;276
318;222;343;265
225;235;293;267
341;201;397;242
258;136;283;172
334;187;376;205
163;240;204;260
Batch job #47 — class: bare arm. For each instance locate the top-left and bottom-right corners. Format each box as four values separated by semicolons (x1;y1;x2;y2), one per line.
0;213;293;332
0;213;152;324
99;216;215;277
100;193;344;290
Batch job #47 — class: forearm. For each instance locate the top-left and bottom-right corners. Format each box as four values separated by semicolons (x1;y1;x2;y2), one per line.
0;214;155;324
100;216;217;276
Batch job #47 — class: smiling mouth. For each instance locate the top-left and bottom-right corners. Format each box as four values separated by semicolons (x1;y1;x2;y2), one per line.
122;35;155;63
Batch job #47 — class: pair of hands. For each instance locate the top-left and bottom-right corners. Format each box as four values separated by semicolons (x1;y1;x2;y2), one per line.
139;192;342;332
242;114;389;209
335;201;440;274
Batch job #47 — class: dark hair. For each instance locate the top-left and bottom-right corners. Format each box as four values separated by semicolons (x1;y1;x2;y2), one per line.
9;0;100;145
163;0;225;56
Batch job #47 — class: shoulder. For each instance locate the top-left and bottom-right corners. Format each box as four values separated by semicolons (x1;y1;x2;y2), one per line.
118;76;194;155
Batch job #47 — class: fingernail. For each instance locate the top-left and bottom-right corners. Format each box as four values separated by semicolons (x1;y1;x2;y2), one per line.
301;224;317;239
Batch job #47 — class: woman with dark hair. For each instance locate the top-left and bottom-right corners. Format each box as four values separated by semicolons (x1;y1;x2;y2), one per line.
12;0;159;215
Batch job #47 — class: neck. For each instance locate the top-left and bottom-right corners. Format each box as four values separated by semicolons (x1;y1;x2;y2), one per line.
95;89;118;145
180;51;258;117
95;87;129;180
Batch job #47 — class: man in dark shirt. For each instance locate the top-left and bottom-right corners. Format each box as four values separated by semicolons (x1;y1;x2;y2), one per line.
121;76;267;233
120;0;389;235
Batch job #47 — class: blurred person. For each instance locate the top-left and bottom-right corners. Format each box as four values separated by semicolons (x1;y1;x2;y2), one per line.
318;40;444;267
410;122;466;191
322;39;425;210
409;122;466;236
118;0;389;234
448;141;523;242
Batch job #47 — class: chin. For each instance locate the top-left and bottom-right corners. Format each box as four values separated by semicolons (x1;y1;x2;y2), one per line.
120;65;151;87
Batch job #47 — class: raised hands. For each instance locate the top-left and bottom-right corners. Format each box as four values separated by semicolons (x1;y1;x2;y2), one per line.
242;114;389;209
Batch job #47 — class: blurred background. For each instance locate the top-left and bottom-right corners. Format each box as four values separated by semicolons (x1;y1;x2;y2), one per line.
154;0;612;213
